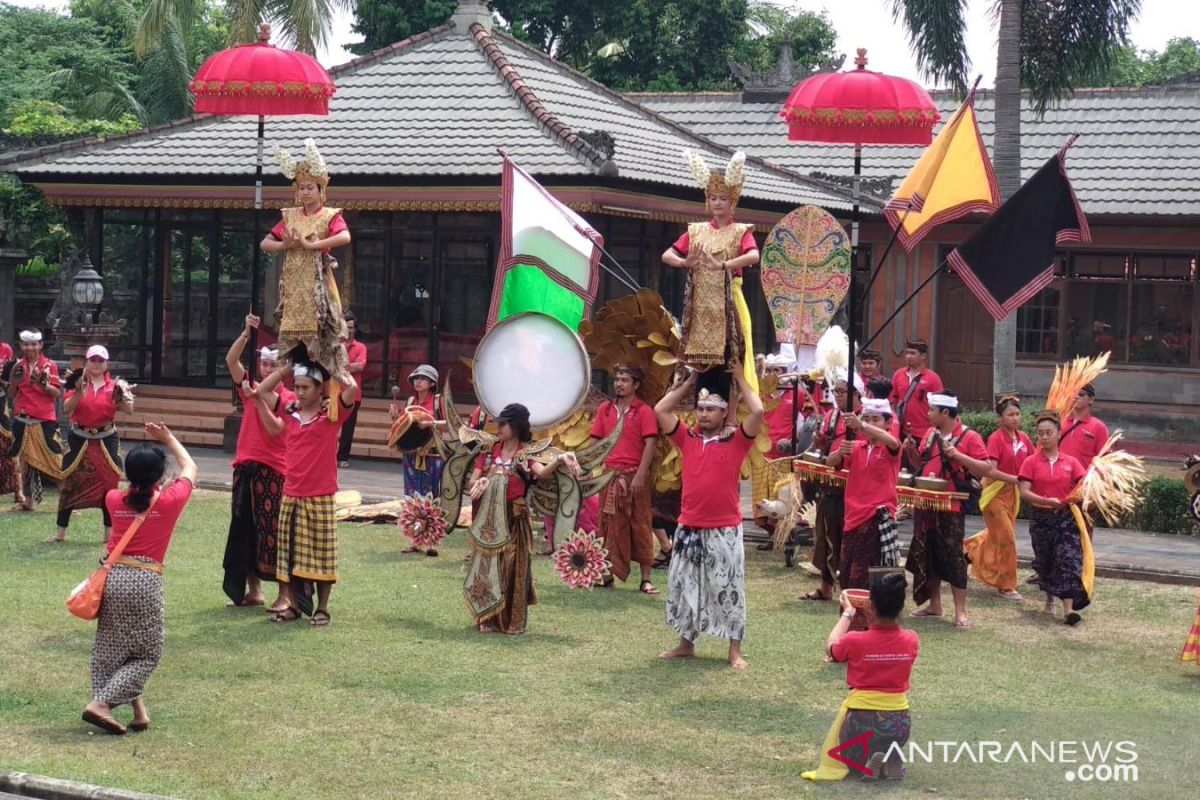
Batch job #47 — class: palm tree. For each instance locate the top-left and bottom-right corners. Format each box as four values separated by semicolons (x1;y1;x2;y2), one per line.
137;0;354;58
889;0;1142;394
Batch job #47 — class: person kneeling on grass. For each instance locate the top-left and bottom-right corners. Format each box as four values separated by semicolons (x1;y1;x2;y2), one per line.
803;572;918;782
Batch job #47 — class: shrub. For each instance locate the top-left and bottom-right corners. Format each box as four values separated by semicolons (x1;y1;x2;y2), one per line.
1130;477;1198;536
960;405;1045;441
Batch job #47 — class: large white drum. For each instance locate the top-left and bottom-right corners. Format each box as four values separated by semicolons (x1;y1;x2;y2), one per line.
473;312;590;429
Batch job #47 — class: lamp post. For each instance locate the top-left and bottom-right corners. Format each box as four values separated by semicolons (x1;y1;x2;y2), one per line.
71;255;104;324
52;250;123;372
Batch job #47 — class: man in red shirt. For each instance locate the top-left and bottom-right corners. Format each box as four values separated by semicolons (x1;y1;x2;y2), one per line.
1058;383;1109;471
255;357;356;626
888;339;943;460
857;348;883;384
222;313;297;612
752;353;799;551
903;392;991;629
655;366;763;670
337;309;368;468
7;329;62;511
591;365;660;594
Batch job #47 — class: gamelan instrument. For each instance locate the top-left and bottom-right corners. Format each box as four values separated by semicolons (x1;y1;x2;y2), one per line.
388;406;434;453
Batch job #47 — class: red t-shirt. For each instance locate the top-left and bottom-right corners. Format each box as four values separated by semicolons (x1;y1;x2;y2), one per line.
475;444;531;501
842;439;902;531
281;401;350;497
888;367;943;441
232;383;295;473
345;339;367;403
817;408;850;454
105;477;195;564
668;420;756;528
670;220;757;276
1058;415;1109;470
269;208;348;245
986;428;1034;476
12;356;60;422
830;624;920;693
0;343;12;365
589;398;658;471
917;421;987;513
765;390;797;458
1018;450;1084;503
67;375;118;429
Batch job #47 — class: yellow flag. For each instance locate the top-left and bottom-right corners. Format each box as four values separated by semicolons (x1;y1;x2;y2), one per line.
884;89;998;251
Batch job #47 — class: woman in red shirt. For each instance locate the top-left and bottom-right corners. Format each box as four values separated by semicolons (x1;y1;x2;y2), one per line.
1018;411;1090;626
803;572;918;782
84;422;196;735
394;364;446;556
51;345;133;543
964;396;1032;600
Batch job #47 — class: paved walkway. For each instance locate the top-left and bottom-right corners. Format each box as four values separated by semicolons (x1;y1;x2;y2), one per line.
189;446;1200;583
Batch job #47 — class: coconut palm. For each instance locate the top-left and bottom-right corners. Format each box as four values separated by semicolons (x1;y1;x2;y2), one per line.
889;0;1141;393
137;0;354;58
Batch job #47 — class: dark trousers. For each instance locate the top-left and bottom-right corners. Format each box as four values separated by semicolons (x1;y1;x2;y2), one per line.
337;401;361;462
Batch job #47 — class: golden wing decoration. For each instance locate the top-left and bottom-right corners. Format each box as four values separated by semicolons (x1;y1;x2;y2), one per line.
579;288;681;405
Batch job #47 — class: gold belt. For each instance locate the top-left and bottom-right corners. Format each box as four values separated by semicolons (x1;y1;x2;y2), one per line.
114;557;163;575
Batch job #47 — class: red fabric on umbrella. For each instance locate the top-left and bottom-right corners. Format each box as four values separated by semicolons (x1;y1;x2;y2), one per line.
781;51;938;146
190;26;335;116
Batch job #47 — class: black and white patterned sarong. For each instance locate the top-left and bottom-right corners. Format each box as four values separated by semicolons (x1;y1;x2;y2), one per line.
91;559;164;706
665;525;746;643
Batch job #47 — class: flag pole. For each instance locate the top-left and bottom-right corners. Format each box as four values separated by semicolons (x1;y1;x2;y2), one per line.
860;259;948;352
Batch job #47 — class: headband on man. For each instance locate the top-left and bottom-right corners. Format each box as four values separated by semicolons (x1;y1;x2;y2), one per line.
862;398;892;416
1080;383;1096;398
696;388;729;410
929;392;958;409
260;347;279;361
19;330;42;343
293;363;327;383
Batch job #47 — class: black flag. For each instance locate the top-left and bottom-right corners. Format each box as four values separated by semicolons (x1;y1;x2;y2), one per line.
947;137;1090;321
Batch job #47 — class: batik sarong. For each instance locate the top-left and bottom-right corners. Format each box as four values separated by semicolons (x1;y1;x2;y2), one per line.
840;512;889;591
905;509;967;606
467;497;537;634
666;525;746;642
223;460;285;604
1029;508;1090;607
91;558;164;706
802;690;910;781
598;469;654;582
812;491;845;584
11;416;63;503
57;429;121;520
402;452;444;498
963;478;1019;591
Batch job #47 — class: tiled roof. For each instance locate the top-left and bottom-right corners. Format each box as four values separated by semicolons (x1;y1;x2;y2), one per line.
631;86;1200;217
1;23;860;211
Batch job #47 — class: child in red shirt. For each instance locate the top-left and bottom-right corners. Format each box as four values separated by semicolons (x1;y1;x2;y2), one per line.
804;572;918;782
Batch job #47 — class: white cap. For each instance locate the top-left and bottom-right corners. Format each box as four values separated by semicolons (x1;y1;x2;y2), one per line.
764;353;790;369
19;329;42;343
929;393;959;409
85;344;109;360
862;398;891;416
259;346;279;361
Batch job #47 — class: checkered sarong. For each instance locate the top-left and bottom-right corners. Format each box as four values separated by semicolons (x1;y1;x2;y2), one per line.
277;494;338;583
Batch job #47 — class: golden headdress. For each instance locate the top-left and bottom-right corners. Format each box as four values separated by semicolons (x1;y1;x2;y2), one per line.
277;138;331;201
682;149;747;205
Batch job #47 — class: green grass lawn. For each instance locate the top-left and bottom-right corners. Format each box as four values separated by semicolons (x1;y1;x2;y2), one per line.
2;492;1197;800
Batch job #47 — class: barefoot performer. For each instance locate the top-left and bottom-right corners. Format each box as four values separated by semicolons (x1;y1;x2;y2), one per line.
222;313;293;611
803;573;918;782
7;329;62;511
903;392;990;629
255;358;357;626
83;422;196;736
963;396;1032;600
52;346;133;543
655;365;762;670
591;364;659;594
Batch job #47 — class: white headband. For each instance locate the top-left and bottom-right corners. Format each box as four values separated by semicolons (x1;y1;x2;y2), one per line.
19;330;42;343
764;353;790;369
696;388;728;410
293;363;326;383
260;347;279;361
862;398;892;416
929;393;958;409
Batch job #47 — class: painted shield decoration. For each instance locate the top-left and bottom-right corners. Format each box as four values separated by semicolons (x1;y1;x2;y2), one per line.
760;205;851;345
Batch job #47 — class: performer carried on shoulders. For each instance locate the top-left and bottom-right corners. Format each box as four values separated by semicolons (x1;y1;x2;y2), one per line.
7;329;62;512
662;150;760;391
903;391;990;629
804;373;861;602
1018;411;1092;626
222;313;293;612
963;396;1032;600
827;398;902;628
254;357;356;626
655;365;762;670
888;339;943;468
803;573;918;782
591;364;659;594
260;138;352;401
393;364;446;557
51;345;133;543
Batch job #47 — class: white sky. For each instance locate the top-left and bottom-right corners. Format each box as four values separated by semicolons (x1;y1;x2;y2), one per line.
10;0;1200;88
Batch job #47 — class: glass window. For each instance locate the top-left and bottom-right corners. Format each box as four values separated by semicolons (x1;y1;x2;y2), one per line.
101;216;154;379
1016;285;1060;357
1135;253;1195;280
349;225;392;396
1071;253;1129;278
435;234;492;396
1129;283;1193;365
1064;282;1128;361
215;224;255;379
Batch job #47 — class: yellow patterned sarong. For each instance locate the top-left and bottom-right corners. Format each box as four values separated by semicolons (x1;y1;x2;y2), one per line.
802;689;909;781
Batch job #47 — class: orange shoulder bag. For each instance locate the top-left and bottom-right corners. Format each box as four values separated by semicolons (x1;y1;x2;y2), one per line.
67;495;158;620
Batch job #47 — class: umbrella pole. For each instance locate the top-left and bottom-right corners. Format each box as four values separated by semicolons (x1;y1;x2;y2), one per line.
845;144;861;427
250;114;265;363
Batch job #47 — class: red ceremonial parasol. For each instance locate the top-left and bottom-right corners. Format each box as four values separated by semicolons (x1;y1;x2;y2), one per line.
189;23;336;209
780;49;938;418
